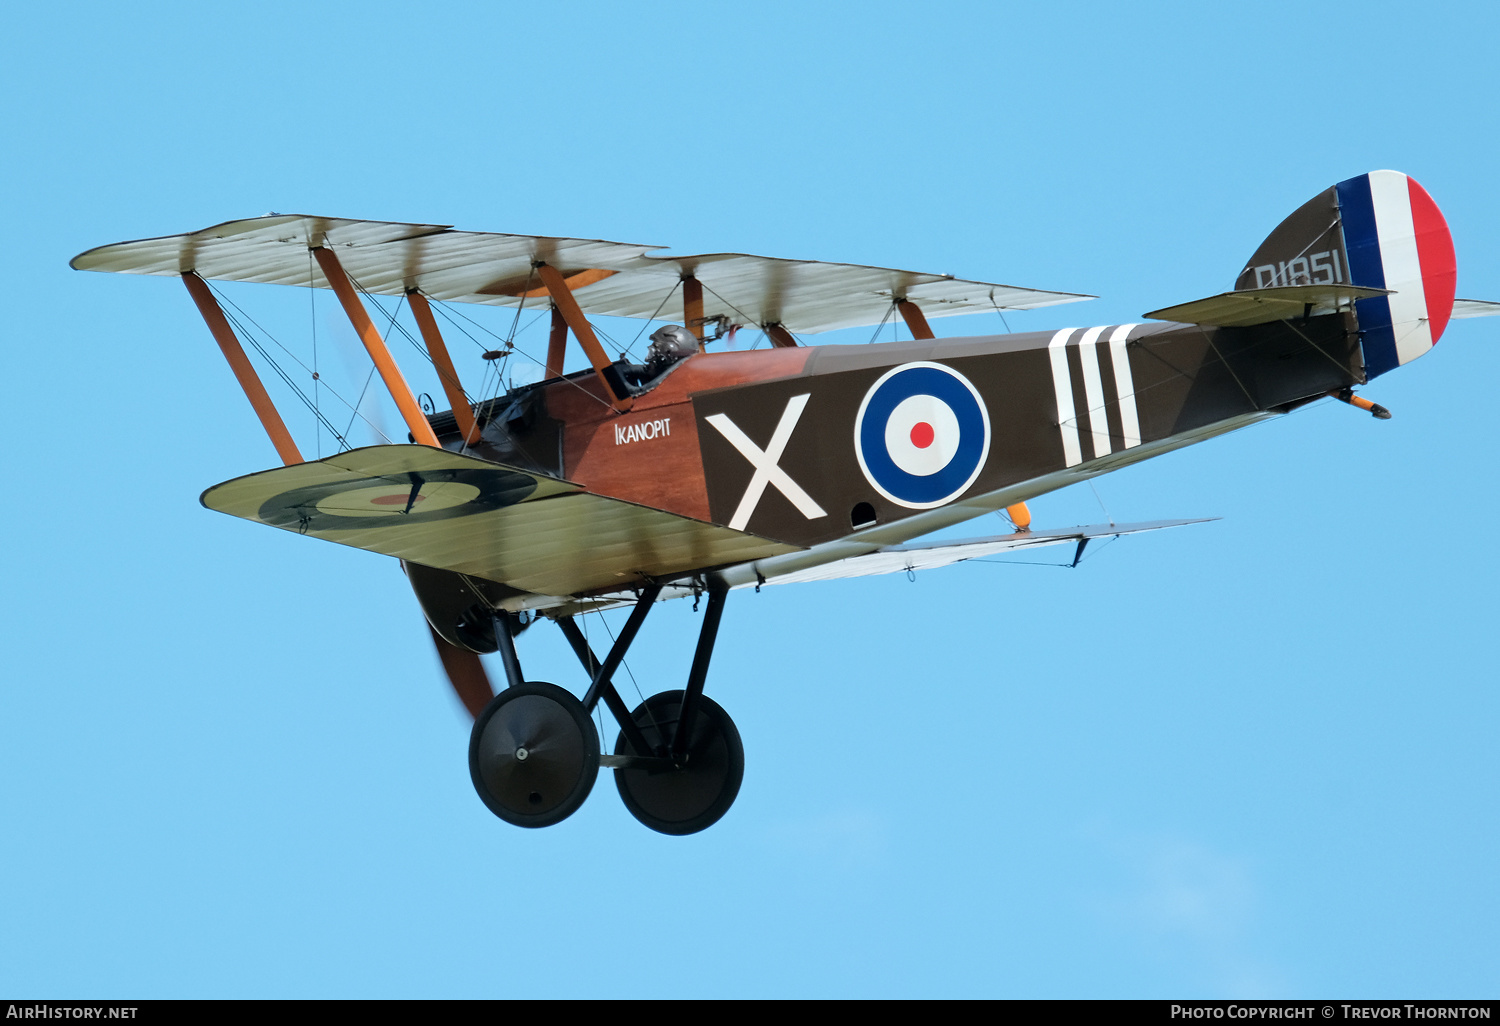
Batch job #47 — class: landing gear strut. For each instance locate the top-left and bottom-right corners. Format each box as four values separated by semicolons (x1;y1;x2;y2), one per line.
613;690;743;835
466;578;744;834
560;580;744;835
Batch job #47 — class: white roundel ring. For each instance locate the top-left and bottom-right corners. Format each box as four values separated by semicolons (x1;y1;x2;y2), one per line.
854;361;991;509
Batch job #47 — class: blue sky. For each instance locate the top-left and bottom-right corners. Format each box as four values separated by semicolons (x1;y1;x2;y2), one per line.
3;0;1497;998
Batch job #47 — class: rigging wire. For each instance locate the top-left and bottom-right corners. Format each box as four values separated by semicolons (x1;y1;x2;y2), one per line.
865;300;897;345
207;280;390;448
591;604;668;744
308;249;321;457
627;280;684;351
593;607;647;708
213;301;351;447
970;533;1122;568
339;272;611;428
988;295;1014;333
1087;480;1115;526
697;279;760;335
340;364;381;445
425;295;618;417
580;601;666;754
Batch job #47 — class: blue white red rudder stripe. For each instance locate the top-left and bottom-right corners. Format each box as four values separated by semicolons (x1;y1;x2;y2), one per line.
1336;171;1457;378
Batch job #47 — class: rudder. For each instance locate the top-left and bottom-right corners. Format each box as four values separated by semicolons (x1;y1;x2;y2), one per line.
1236;171;1456;379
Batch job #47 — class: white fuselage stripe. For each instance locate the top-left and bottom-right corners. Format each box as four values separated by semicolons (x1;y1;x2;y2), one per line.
1107;323;1140;448
1047;328;1082;467
1076;325;1110;458
1368;170;1433;365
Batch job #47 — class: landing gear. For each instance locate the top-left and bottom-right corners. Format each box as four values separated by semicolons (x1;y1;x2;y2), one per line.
469;682;599;828
467;608;599;828
614;691;743;835
465;578;744;834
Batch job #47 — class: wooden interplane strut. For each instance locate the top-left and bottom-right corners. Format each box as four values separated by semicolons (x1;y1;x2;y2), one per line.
764;323;800;348
406;289;480;445
899;296;1032;532
896;299;935;342
180;272;304;466
311;247;442;448
545;305;568;380
683;275;705;351
536;262;633;412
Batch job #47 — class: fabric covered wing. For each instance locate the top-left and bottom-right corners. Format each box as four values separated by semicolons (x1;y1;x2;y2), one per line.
1450;298;1500;319
763;519;1213;585
201;445;799;597
70;214;1091;335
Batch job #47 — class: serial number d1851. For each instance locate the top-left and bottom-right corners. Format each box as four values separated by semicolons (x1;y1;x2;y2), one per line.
1251;249;1344;288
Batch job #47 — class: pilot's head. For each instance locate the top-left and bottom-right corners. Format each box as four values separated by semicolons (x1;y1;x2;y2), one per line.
647;324;698;364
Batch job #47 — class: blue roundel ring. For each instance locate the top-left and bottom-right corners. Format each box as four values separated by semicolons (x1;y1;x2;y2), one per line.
854;361;991;509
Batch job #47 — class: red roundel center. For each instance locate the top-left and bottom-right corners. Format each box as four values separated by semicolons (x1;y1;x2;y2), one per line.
371;493;425;506
909;422;935;449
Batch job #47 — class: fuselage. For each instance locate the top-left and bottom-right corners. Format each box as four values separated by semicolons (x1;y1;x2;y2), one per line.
422;312;1361;606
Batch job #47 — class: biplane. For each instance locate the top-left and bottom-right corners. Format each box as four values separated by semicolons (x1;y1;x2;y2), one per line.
71;170;1497;835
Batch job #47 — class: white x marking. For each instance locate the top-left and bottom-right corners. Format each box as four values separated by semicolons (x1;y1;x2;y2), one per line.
705;394;828;531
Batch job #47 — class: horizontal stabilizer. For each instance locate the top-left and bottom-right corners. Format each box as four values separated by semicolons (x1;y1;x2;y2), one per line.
1145;284;1389;327
1450;298;1500;319
201;445;798;597
760;518;1215;585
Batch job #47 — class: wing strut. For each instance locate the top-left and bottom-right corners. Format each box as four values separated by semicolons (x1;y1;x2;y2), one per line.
896;298;935;340
683;275;705;351
536;261;633;412
898;296;1032;532
311;246;442;448
545;305;568;379
181;271;304;466
764;323;800;348
406;289;481;445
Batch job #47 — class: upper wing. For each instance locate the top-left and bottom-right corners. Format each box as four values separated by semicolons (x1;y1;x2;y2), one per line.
201;445;799;598
70;214;1092;335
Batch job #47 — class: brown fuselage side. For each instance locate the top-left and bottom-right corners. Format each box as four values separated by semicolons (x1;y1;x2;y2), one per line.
433;313;1360;554
549;347;813;521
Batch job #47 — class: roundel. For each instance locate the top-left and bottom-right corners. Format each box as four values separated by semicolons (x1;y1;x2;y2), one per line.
256;467;537;532
854;362;991;509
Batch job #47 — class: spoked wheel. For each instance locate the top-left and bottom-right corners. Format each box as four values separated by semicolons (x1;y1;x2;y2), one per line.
614;690;743;835
469;682;599;828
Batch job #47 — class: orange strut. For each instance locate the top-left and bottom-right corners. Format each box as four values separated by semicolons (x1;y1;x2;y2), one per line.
764;323;800;348
896;299;935;340
545;305;568;380
1006;502;1032;533
683;275;705;351
536;262;632;412
181;272;303;466
311;247;441;448
406;289;480;446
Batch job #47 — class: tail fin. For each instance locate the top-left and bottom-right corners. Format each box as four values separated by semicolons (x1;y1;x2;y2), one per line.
1236;171;1456;378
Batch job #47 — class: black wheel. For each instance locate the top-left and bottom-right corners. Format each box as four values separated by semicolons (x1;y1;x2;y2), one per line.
614;690;744;836
469;682;599;828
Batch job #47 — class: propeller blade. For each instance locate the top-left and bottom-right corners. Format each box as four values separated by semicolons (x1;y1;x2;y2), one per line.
427;623;494;719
